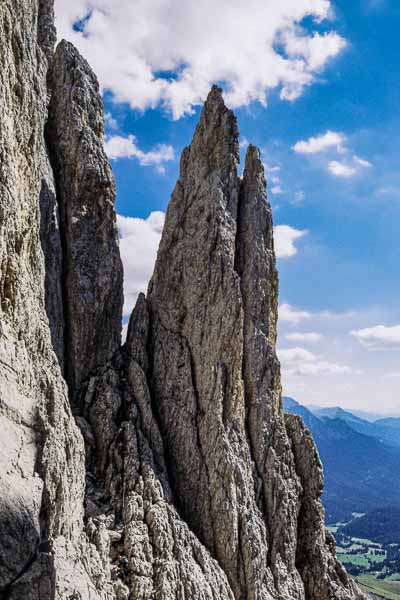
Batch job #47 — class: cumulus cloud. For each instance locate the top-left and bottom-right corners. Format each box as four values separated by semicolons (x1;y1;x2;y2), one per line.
105;134;175;172
328;160;357;178
294;131;372;179
328;155;372;178
279;347;352;376
285;332;322;343
293;130;346;154
274;225;307;258
55;0;346;119
118;212;165;316
351;325;400;350
282;30;346;72
279;303;312;324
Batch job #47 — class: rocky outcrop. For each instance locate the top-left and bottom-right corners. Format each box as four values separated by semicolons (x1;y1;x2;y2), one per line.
0;1;112;598
46;39;123;405
144;86;362;600
0;2;364;600
81;294;234;599
146;90;276;599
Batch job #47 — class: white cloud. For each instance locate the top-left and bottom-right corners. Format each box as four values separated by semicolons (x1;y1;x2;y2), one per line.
285;332;322;343
122;322;129;344
293;190;305;205
105;112;118;130
279;303;311;324
279;303;356;325
376;185;400;196
328;160;357;178
328;155;372;178
293;130;346;154
283;31;346;72
55;0;346;119
274;225;307;258
294;132;372;179
118;212;165;316
353;155;372;168
279;346;352;376
105;134;175;169
271;185;283;195
351;325;400;350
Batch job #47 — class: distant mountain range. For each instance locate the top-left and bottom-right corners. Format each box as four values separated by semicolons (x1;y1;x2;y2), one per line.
283;397;400;523
311;405;400;449
307;405;397;423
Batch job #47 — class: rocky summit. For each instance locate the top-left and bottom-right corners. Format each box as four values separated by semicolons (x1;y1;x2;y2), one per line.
0;2;365;599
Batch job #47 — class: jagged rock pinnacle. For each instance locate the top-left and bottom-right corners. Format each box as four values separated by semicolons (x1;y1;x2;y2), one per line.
46;40;124;406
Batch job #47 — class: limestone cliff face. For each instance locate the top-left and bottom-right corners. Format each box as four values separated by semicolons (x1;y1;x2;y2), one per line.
0;2;364;600
0;1;113;598
46;40;123;404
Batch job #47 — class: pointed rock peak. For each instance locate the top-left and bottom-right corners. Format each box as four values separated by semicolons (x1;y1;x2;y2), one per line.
244;143;262;169
47;36;123;404
51;40;103;136
204;84;226;112
186;85;239;175
38;0;56;61
126;293;149;372
242;144;267;188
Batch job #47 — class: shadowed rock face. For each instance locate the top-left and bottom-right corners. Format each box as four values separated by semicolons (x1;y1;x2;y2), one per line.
0;2;365;600
0;1;114;598
46;40;123;406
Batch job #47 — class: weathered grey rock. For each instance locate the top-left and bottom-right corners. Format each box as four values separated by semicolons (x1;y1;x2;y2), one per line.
46;39;123;406
39;175;65;371
146;87;275;600
145;86;364;600
285;414;362;600
0;1;115;598
38;0;56;62
82;295;235;599
236;146;303;597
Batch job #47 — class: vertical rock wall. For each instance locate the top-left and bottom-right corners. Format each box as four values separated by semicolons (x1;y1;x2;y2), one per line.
0;2;115;598
46;40;123;405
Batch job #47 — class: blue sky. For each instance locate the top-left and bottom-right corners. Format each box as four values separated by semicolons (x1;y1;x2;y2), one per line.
56;0;400;414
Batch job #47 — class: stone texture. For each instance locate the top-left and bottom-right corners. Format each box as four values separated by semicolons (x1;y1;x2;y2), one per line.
46;39;124;406
39;175;65;372
236;146;303;597
82;295;234;599
0;1;115;598
285;414;362;600
145;86;364;600
146;88;275;599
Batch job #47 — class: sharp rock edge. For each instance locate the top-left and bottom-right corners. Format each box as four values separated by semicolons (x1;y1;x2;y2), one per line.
0;2;365;599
